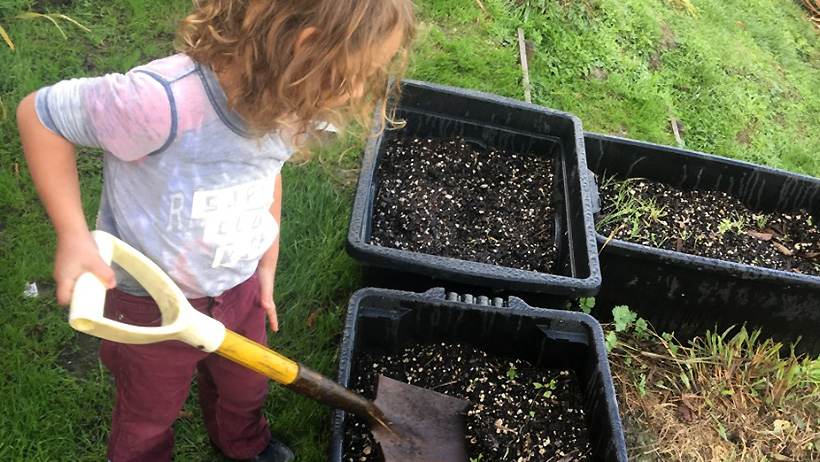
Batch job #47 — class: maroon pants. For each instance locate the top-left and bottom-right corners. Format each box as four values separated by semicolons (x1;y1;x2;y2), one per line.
100;275;271;462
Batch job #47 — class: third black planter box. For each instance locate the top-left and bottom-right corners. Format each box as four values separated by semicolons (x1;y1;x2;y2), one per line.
585;132;820;353
328;287;627;462
347;80;601;307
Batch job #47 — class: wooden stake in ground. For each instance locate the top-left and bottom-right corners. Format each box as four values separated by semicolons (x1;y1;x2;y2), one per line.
670;116;684;147
474;0;489;17
517;28;532;103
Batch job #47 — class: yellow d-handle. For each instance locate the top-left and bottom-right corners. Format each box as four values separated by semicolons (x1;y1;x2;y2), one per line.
69;231;299;385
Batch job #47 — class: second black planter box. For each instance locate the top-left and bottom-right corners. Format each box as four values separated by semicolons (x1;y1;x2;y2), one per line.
347;80;601;306
328;287;628;462
585;132;820;353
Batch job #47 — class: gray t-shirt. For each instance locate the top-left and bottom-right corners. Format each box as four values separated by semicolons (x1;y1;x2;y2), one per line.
36;54;293;297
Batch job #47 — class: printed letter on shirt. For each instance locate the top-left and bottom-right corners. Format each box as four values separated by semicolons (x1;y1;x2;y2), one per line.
189;179;276;268
166;192;186;232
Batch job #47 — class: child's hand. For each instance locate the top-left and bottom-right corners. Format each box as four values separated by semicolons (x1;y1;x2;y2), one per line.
257;266;279;332
54;232;117;306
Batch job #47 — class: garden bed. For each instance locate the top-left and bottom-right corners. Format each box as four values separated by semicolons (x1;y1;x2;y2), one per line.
371;136;558;274
584;132;820;353
343;341;590;462
347;80;601;302
327;287;628;462
597;177;820;276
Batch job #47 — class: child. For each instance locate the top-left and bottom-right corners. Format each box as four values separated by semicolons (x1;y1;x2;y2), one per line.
17;0;415;461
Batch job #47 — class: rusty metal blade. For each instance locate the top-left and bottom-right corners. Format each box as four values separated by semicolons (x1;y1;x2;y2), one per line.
371;374;470;462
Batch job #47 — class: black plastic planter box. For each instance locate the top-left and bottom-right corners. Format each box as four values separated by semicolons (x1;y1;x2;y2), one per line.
346;80;601;306
328;287;628;462
585;132;820;354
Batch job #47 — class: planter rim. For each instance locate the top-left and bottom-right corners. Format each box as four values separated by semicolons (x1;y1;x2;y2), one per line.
404;79;586;121
346;241;603;294
585;131;820;186
348;286;608;329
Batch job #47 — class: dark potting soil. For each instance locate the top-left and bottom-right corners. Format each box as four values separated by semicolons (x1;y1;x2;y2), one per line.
342;342;591;462
371;136;559;274
597;177;820;277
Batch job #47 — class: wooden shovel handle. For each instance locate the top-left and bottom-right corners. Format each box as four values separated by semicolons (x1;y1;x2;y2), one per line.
216;331;385;423
216;330;299;384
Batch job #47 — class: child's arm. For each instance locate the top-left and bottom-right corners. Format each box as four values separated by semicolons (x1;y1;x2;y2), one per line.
257;172;282;332
17;92;116;305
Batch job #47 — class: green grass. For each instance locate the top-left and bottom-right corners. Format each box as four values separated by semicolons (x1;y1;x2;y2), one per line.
1;0;819;460
408;0;820;176
608;307;820;460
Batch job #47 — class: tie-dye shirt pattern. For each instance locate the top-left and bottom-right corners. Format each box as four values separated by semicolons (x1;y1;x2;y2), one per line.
35;54;293;297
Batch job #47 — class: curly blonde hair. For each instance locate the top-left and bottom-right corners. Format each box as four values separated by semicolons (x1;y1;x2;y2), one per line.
177;0;415;146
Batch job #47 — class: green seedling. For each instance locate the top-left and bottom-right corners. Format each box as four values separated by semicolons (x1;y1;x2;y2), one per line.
597;177;668;243
607;306;651;351
578;297;595;314
643;197;667;225
717;218;733;234
605;331;618;352
613;305;638;332
634;318;649;338
566;297;596;314
717;213;746;235
636;373;648;397
506;365;517;381
629;218;643;239
753;213;769;230
648;232;668;248
580;297;595;314
533;379;557;398
662;332;679;355
679;228;694;243
596;177;645;231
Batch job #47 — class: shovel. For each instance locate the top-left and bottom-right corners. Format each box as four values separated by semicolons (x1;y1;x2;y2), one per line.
70;230;469;462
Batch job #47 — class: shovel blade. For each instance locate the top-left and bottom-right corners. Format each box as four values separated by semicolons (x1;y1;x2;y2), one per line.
371;375;470;462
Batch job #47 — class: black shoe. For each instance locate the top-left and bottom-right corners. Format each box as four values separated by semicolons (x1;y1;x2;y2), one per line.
240;438;295;462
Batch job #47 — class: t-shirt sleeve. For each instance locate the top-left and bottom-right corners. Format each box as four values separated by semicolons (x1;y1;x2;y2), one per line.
34;70;174;161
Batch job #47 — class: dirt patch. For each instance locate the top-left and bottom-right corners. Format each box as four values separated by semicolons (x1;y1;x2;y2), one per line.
371;136;559;274
647;21;678;72
589;66;610;81
59;332;101;379
597;176;820;277
659;21;678;51
649;53;663;71
343;341;591;462
736;125;754;145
